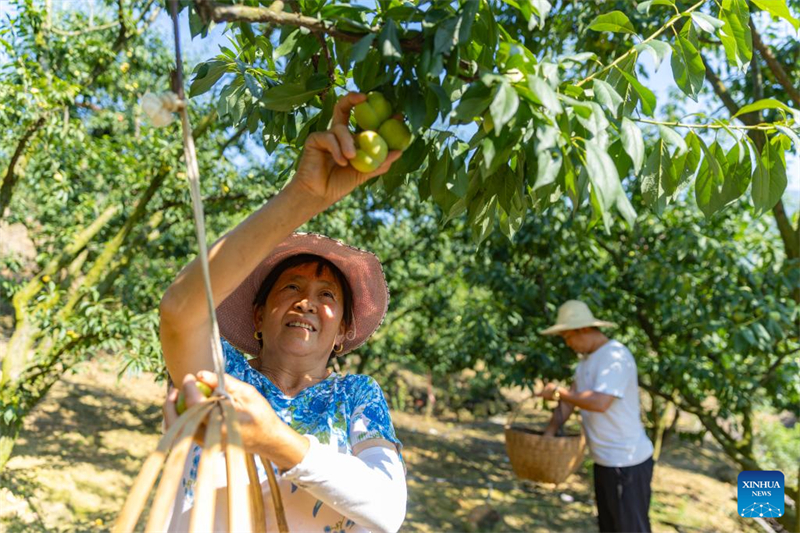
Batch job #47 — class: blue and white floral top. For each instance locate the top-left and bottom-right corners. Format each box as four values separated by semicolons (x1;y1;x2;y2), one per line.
167;338;402;533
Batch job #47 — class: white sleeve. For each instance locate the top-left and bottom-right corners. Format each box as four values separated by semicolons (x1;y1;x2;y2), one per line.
280;435;407;533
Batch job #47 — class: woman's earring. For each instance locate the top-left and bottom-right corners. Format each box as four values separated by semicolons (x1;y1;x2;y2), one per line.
333;343;344;354
254;331;263;340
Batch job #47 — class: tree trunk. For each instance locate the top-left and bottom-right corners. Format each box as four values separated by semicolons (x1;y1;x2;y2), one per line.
424;371;436;419
649;394;671;462
0;418;23;471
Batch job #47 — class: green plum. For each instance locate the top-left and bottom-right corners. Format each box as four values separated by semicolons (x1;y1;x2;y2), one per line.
351;131;388;173
378;119;412;151
176;381;213;415
353;92;393;131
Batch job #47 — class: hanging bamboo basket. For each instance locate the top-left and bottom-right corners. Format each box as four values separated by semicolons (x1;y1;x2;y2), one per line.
113;396;288;533
114;3;291;530
504;397;586;485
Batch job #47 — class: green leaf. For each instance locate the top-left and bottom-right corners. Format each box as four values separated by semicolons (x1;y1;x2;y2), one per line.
527;75;562;114
243;73;262;99
352;50;384;91
458;0;481;43
776;125;800;151
427;82;452;120
434;17;459;56
453;82;493;121
382;137;427;189
489;82;520;133
752;140;787;216
350;34;376;65
635;40;671;70
673;130;703;189
641;139;673;214
189;60;228;98
691;12;725;34
588;11;637;34
637;0;675;14
533;151;562;191
620;118;645;174
720;0;752;71
615;68;656;116
658;125;688;157
585;139;622;214
316;90;337;131
592;79;623;115
695;140;725;217
403;83;427;130
527;0;553;30
670;35;705;101
261;75;328;112
719;142;752;207
430;148;458;211
274;29;300;59
378;19;402;60
575;102;609;144
751;0;800;31
734;98;800;121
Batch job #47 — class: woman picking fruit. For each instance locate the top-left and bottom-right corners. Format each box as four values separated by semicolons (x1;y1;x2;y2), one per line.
160;92;408;533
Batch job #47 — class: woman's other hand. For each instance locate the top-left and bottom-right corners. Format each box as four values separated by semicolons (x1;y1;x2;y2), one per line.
183;371;309;470
288;92;402;210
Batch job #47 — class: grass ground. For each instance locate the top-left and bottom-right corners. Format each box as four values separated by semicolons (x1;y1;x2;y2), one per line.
0;356;759;533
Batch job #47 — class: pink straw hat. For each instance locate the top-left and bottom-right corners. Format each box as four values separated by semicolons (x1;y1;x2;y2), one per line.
216;232;389;356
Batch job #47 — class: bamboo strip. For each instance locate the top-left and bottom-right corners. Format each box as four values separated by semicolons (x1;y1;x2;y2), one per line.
113;400;215;533
144;401;216;531
221;401;253;532
189;404;224;532
245;454;267;533
260;455;290;533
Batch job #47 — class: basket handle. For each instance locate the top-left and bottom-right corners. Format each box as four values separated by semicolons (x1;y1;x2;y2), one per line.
507;393;565;431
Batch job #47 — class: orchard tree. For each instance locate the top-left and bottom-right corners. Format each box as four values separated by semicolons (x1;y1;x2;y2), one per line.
472;201;799;527
0;0;256;469
184;0;798;241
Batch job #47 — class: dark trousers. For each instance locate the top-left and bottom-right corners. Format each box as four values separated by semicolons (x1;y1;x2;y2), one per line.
593;456;654;533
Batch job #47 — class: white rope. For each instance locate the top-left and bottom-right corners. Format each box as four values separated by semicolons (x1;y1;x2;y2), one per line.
169;0;228;397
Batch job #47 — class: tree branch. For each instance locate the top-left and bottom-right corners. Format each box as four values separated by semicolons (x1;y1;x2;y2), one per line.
315;32;335;91
702;54;800;263
635;118;779;131
751;25;800;108
0;116;47;219
195;0;387;47
756;346;800;388
51;21;119;37
577;0;708;87
701;56;755;124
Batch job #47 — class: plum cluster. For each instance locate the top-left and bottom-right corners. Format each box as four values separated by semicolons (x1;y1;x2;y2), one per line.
351;92;412;173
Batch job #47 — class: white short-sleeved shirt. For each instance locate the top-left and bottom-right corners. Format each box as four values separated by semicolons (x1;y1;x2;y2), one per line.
574;339;654;467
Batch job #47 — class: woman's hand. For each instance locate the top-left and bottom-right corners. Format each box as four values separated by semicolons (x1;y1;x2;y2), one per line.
163;371;310;470
288;92;403;210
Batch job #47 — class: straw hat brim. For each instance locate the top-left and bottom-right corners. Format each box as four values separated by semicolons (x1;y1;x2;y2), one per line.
540;319;617;336
216;233;389;357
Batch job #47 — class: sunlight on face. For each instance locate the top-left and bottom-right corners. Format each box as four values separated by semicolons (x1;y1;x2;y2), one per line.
259;263;345;356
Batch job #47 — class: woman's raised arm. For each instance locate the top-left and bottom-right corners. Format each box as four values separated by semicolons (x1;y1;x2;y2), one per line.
159;92;402;385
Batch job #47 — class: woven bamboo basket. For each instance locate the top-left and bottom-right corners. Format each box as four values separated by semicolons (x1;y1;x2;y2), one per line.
112;397;289;533
112;4;290;530
504;397;586;485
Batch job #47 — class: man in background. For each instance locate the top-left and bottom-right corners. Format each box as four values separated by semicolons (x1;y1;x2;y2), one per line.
538;300;654;533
